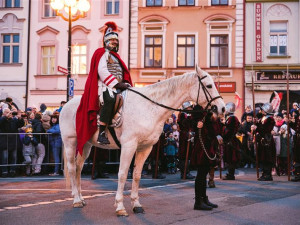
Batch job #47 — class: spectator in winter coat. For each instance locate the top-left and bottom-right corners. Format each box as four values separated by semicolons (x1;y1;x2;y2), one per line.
0;108;24;177
47;115;62;176
164;132;178;174
22;125;38;176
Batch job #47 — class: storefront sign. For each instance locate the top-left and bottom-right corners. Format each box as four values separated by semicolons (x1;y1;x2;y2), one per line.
214;82;236;93
255;3;262;62
256;71;300;81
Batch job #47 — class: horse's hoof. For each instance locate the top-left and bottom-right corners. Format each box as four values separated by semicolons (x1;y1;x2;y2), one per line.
133;207;145;214
73;202;84;208
116;209;129;217
82;200;87;206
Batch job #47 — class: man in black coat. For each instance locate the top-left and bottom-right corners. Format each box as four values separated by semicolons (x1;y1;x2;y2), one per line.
0;108;24;177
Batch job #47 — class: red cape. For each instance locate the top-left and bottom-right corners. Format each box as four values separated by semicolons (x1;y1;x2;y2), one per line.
76;48;132;155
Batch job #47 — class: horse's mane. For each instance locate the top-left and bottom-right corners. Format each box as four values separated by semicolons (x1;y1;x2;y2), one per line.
138;72;197;102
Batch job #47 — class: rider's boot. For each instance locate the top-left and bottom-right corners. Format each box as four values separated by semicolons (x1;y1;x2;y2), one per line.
97;125;110;145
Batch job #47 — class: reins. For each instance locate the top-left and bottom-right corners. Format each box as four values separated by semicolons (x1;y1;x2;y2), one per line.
127;75;222;113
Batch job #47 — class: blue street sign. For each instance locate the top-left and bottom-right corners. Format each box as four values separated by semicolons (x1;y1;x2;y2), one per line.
69;78;74;97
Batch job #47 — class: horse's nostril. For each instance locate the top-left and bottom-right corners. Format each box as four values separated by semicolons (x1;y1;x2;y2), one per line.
222;107;225;113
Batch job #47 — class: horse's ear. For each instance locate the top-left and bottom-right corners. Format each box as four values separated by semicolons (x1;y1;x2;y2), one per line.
195;64;205;78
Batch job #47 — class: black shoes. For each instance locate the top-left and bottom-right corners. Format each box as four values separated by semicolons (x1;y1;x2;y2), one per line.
204;196;218;208
97;131;110;145
258;175;273;181
194;197;213;211
222;174;235;180
181;172;195;180
208;180;216;188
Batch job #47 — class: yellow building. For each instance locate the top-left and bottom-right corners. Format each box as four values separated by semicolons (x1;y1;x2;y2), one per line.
129;0;245;118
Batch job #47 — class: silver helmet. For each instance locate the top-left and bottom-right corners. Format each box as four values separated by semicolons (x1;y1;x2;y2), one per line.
260;103;273;114
225;102;236;114
182;101;193;109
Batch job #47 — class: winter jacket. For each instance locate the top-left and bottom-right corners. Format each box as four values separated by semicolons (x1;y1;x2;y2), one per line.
47;124;62;148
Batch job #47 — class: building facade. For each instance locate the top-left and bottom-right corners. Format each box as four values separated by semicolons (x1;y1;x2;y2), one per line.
27;0;130;110
245;0;300;111
130;0;245;118
0;0;30;109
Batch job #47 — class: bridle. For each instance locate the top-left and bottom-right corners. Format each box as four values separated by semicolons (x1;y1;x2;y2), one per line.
127;74;223;113
196;75;223;111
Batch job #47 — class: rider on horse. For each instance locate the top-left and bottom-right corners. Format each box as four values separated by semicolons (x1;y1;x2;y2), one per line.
76;22;132;154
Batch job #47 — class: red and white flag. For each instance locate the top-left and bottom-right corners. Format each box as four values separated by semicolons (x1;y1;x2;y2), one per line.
235;92;242;109
270;91;283;112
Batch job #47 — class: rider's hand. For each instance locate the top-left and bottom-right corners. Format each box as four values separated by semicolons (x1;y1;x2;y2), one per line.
197;121;203;129
114;82;130;91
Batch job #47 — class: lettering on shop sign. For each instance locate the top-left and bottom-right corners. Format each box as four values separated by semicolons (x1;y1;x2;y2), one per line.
255;3;262;62
256;71;300;81
214;82;236;93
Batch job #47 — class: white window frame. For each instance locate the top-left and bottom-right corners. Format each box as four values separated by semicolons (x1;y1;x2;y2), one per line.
71;44;87;75
41;46;55;75
208;0;232;6
140;21;167;68
205;19;233;68
269;21;288;56
105;0;120;15
43;0;56;18
143;0;165;7
3;0;21;8
174;32;198;68
1;33;19;63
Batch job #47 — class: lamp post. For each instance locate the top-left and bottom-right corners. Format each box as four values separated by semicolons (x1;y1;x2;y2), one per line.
50;0;90;101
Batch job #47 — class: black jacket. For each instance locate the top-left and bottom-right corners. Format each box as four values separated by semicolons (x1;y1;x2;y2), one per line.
0;117;24;150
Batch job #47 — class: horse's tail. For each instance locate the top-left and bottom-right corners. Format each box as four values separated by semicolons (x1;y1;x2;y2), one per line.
63;144;71;189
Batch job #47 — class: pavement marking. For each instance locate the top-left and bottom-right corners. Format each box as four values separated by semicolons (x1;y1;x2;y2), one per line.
0;170;246;213
0;188;114;193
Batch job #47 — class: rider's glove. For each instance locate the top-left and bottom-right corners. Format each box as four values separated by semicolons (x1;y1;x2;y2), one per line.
114;82;130;91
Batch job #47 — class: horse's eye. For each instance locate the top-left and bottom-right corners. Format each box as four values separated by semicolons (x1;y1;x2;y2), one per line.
206;84;212;88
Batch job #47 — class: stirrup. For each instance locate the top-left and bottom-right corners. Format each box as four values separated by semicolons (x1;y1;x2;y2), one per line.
97;131;110;145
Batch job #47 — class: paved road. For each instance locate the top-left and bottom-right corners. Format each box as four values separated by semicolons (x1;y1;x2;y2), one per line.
0;169;300;225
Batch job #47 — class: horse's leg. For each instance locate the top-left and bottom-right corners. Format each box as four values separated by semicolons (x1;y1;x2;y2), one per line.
115;141;137;217
76;143;92;207
64;137;82;207
131;146;152;214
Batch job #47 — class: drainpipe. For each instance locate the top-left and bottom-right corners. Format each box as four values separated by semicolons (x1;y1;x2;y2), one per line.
25;0;31;109
242;0;246;112
128;0;131;70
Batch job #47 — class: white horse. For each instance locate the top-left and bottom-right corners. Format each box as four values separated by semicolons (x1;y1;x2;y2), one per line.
60;66;225;216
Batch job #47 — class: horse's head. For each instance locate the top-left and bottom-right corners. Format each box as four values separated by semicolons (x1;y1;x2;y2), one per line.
189;66;225;116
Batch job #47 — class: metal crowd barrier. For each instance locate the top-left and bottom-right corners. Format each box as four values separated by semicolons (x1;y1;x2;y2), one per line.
0;133;121;170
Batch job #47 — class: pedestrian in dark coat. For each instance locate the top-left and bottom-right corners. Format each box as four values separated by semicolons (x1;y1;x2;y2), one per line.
253;103;276;181
222;102;240;180
177;102;195;179
290;112;300;181
0;108;24;177
191;106;219;211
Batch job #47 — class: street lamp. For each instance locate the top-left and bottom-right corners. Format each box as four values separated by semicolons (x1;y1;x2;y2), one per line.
50;0;90;101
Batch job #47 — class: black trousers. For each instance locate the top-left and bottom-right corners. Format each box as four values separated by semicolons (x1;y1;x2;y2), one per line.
195;165;210;198
262;162;272;176
100;90;116;124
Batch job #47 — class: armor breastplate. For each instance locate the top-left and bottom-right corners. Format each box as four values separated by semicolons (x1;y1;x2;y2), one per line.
107;54;123;83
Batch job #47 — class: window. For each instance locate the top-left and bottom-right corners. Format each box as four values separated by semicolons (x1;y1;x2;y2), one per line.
146;0;162;7
41;46;55;74
72;45;87;74
178;0;195;6
43;0;56;17
106;0;119;15
210;35;228;67
145;36;162;67
4;0;20;7
270;22;287;56
2;34;19;63
177;36;195;67
211;0;228;6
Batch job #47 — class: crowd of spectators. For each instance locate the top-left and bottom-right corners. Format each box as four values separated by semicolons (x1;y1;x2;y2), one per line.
1;96;300;181
0;97;66;177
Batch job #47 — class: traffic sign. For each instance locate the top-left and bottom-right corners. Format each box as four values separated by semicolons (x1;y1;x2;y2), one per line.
69;78;74;97
58;66;68;75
